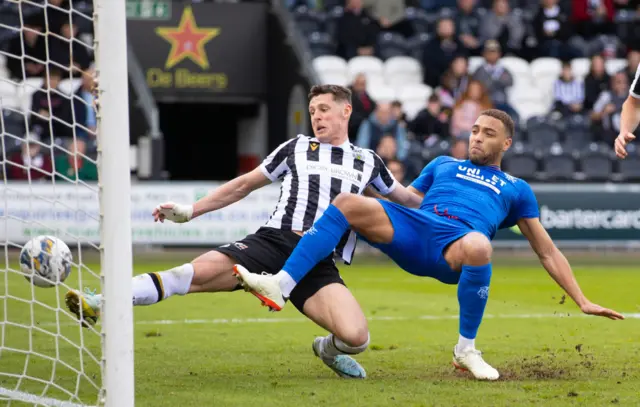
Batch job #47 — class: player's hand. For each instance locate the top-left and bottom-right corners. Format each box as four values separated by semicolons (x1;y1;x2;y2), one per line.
580;301;625;320
614;132;636;159
153;202;193;223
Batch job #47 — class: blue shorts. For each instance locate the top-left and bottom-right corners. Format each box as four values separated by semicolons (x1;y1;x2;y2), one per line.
361;200;472;284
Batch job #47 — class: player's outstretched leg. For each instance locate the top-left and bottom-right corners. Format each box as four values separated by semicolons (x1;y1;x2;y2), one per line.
66;251;238;327
448;232;499;381
306;283;369;379
234;193;393;311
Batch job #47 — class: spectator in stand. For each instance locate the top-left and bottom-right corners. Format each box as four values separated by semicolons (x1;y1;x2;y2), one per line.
55;138;98;181
533;0;580;59
51;20;93;77
450;80;493;138
584;54;610;110
472;41;517;117
438;55;470;106
348;73;376;141
455;0;483;55
450;137;469;159
478;0;525;56
386;159;406;184
422;18;466;88
408;94;450;144
591;71;629;142
6;14;46;80
363;0;413;38
73;66;97;140
356;102;408;161
551;61;585;117
336;0;379;59
391;100;408;128
572;0;614;39
6;133;53;181
624;49;640;84
30;68;74;143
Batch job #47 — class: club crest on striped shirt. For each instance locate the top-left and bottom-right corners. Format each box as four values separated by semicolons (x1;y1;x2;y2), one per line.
310;142;319;151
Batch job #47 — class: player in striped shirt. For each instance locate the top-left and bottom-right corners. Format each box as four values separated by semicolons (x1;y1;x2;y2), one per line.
64;84;423;379
614;62;640;158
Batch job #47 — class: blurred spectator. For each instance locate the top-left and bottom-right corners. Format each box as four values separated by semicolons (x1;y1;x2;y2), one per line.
584;54;610;110
348;73;376;140
438;56;470;107
363;0;413;38
408;94;450;142
336;0;379;59
6;14;46;80
387;158;406;184
572;0;614;39
624;49;640;84
591;71;629;142
450;138;469;159
478;0;525;56
356;102;409;161
422;18;466;87
456;0;483;55
73;66;97;140
472;41;516;115
450;80;492;138
391;100;408;127
55;139;98;181
6;134;53;181
30;68;74;142
551;61;585;116
533;0;580;59
50;20;93;77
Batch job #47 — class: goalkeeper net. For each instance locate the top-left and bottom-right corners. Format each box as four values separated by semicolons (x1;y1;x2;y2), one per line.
0;1;133;406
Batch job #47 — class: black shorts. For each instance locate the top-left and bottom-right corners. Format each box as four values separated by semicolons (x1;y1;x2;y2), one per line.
213;227;345;312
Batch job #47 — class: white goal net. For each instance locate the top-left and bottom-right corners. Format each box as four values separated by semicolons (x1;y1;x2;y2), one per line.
0;1;133;406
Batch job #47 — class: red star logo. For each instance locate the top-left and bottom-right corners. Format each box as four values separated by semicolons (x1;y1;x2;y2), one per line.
155;6;220;70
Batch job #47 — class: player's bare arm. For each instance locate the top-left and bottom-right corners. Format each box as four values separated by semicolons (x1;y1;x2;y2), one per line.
364;184;424;208
615;94;640;159
153;167;271;223
516;217;624;320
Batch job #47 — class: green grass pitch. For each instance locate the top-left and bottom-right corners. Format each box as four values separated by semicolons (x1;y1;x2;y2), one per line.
1;253;639;407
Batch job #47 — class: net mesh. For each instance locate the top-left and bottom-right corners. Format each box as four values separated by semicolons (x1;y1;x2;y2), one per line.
0;1;104;406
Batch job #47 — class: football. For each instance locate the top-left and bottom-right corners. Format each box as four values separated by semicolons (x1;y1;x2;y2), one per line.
20;236;73;288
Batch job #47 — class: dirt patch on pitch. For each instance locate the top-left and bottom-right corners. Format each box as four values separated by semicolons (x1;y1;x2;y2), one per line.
494;349;598;381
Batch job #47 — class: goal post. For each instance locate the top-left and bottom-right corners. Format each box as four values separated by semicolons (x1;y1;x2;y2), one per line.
95;0;135;406
0;0;134;406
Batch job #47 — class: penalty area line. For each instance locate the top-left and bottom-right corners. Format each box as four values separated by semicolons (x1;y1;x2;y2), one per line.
0;387;93;407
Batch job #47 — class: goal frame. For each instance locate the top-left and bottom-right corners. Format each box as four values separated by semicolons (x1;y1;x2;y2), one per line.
94;1;135;406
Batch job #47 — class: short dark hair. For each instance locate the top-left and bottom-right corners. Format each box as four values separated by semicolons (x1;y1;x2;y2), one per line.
308;84;352;104
479;109;515;138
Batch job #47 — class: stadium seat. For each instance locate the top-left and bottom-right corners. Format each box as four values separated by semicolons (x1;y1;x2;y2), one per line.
367;84;396;102
347;56;384;83
542;154;576;180
527;127;560;150
514;101;548;121
404;7;431;34
324;5;343;39
1;108;25;139
292;6;325;37
468;56;484;74
377;32;409;60
407;33;430;61
307;31;336;57
58;79;82;96
17;77;43;113
581;152;614;181
571;58;590;78
618;156;640;181
402;101;426;120
313;55;347;77
500;56;530;77
317;72;349;86
530;57;562;78
503;152;538;179
605;58;627;75
508;83;544;104
384;56;422;88
563;129;592;153
397;83;432;105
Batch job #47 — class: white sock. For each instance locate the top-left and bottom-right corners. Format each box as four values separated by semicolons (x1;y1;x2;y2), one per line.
132;263;195;306
320;333;370;358
456;334;476;352
277;271;297;298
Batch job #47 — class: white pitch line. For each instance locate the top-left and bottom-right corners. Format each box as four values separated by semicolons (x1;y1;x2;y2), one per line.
0;387;93;407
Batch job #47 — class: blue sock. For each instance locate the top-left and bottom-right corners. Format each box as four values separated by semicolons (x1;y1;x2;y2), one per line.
283;204;350;283
457;264;492;340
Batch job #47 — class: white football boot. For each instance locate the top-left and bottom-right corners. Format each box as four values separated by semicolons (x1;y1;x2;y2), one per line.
232;265;287;311
65;288;101;328
452;346;500;380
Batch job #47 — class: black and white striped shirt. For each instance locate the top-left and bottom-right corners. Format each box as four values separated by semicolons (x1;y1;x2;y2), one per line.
630;63;640;99
259;134;397;264
553;78;584;105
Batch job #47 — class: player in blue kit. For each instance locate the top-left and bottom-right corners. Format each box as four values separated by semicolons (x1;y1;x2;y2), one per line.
234;109;624;380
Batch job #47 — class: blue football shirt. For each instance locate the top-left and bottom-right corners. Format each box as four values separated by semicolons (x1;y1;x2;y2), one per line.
410;156;540;239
